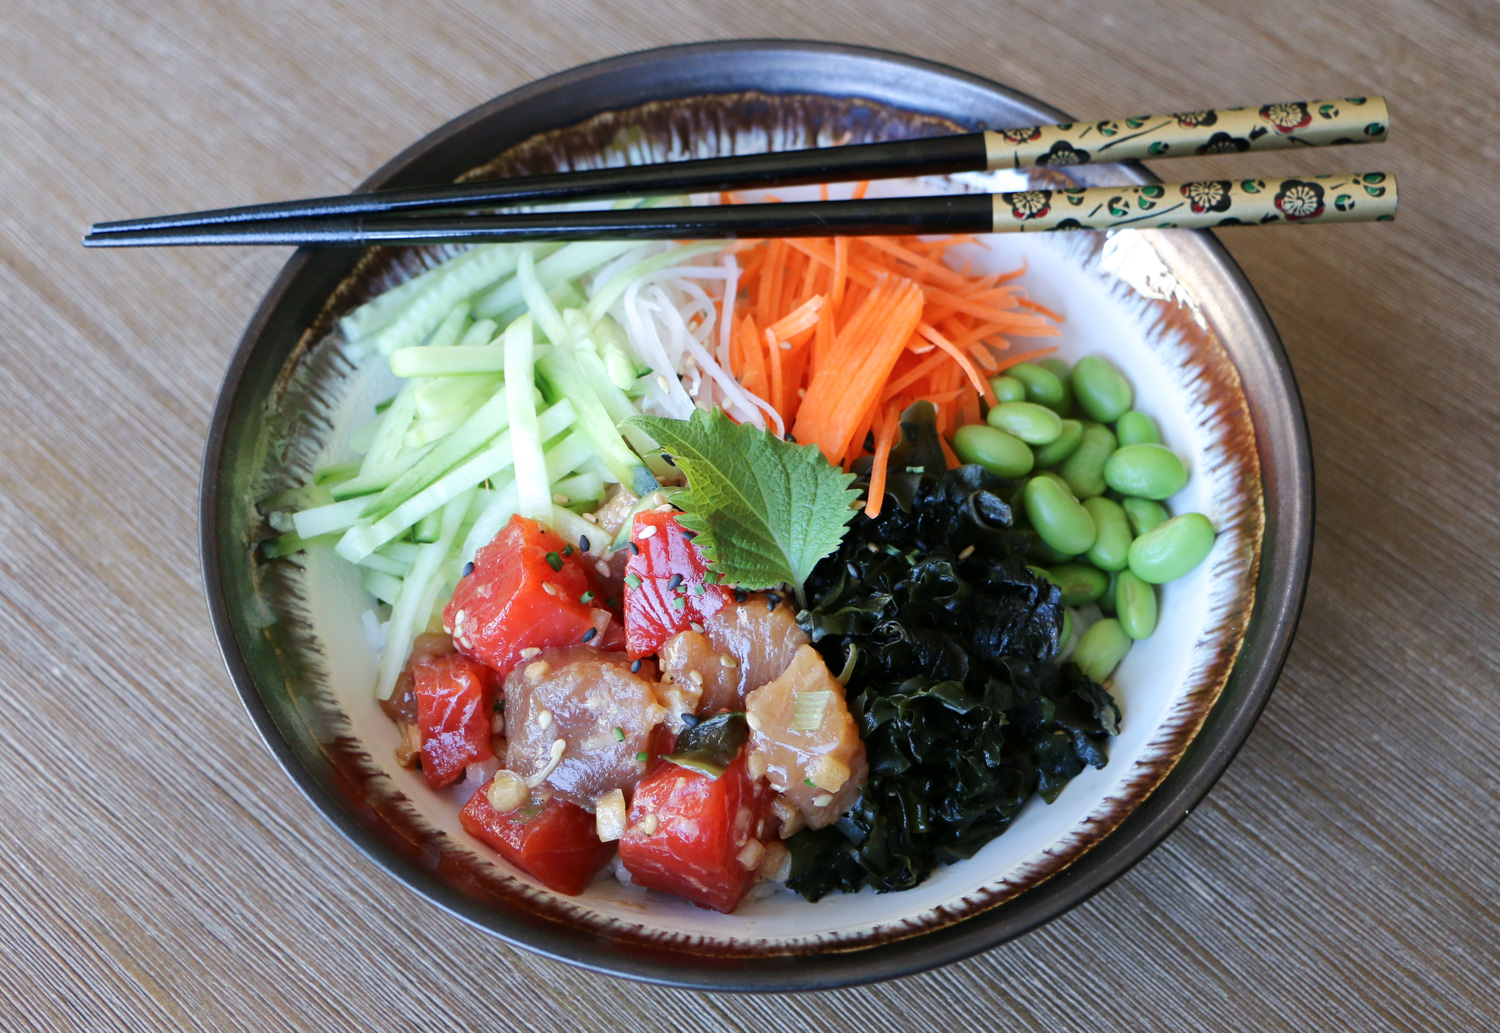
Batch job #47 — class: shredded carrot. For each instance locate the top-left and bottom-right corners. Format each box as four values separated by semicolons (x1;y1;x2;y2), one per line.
865;403;902;519
712;225;1060;470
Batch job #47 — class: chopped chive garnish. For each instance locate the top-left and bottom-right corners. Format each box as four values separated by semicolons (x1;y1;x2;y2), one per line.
804;777;816;787
613;727;625;742
635;751;648;763
670;596;685;610
579;590;595;604
545;551;564;572
624;573;642;589
691;584;705;596
562;544;575;557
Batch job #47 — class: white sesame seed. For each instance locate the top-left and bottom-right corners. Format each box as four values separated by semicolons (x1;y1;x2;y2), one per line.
656;374;672;393
582;512;599;524
958;544;976;560
719;654;738;669
519;647;541;659
526;662;551;682
553;493;569;505
638;524;658;539
745;712;762;731
535;707;553;730
638;813;659;836
542;581;558;596
866;542;879;553
688;670;703;687
595;560;611;577
654;503;676;513
453;609;466;629
812;793;834;807
689;621;704;634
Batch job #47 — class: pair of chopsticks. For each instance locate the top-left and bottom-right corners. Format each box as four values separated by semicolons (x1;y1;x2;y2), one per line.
83;96;1396;247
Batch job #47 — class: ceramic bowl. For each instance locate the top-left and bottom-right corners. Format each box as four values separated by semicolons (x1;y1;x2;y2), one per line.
201;41;1311;989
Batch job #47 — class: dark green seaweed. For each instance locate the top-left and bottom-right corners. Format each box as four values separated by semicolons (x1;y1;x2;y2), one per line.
786;403;1121;900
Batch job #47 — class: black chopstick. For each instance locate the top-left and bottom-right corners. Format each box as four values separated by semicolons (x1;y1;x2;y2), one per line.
86;96;1386;238
82;174;1399;247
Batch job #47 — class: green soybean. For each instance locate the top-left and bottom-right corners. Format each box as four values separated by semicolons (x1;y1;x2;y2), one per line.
1115;409;1161;446
1049;563;1109;605
1059;423;1117;499
1123;497;1170;536
1033;419;1083;467
1128;512;1217;583
1025;532;1078;565
1082;496;1131;572
1097;570;1119;615
987;401;1063;445
1058;607;1075;657
1115;570;1158;639
1073;618;1131;683
1104;443;1188;500
1038;357;1076;416
1072;355;1133;423
988;374;1027;403
1008;362;1067;410
954;424;1035;478
1023;475;1096;555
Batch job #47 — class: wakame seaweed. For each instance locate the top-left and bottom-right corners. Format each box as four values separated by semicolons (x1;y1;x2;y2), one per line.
785;403;1121;900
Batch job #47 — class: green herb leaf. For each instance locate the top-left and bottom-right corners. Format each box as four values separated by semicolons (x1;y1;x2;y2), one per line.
626;408;860;599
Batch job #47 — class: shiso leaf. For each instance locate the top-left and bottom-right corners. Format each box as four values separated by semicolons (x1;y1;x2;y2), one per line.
625;408;860;600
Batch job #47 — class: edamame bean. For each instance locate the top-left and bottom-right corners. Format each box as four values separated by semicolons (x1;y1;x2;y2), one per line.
1115;409;1161;447
1059;423;1117;499
1073;618;1131;683
1072;355;1133;423
1033;419;1083;467
988;374;1027;403
1115;570;1158;639
1097;570;1119;615
1058;607;1075;659
1103;443;1188;500
1007;362;1067;410
954;423;1035;478
1023;476;1096;555
1025;532;1078;565
987;401;1063;445
1082;496;1131;572
1038;357;1076;416
1122;497;1169;536
1049;563;1110;605
1128;512;1217;584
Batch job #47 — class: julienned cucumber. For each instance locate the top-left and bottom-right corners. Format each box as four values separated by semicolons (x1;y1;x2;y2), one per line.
270;235;725;701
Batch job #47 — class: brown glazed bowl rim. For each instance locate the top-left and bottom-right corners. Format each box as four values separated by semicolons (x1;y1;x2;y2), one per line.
200;40;1311;990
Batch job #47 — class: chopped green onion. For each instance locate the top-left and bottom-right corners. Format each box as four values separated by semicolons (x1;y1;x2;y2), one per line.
545;551;564;572
613;727;625;742
790;690;833;732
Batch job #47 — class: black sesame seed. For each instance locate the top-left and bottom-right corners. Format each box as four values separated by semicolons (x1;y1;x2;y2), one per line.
461;561;475;577
581;627;598;643
579;534;591;553
630;659;642;673
606;597;618;609
629;541;640;556
679;713;699;728
766;591;782;608
847;562;861;579
668;573;683;590
732;589;748;603
662;453;677;467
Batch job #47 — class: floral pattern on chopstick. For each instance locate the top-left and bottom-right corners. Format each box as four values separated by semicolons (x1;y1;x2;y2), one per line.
990;174;1396;233
982;97;1388;170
